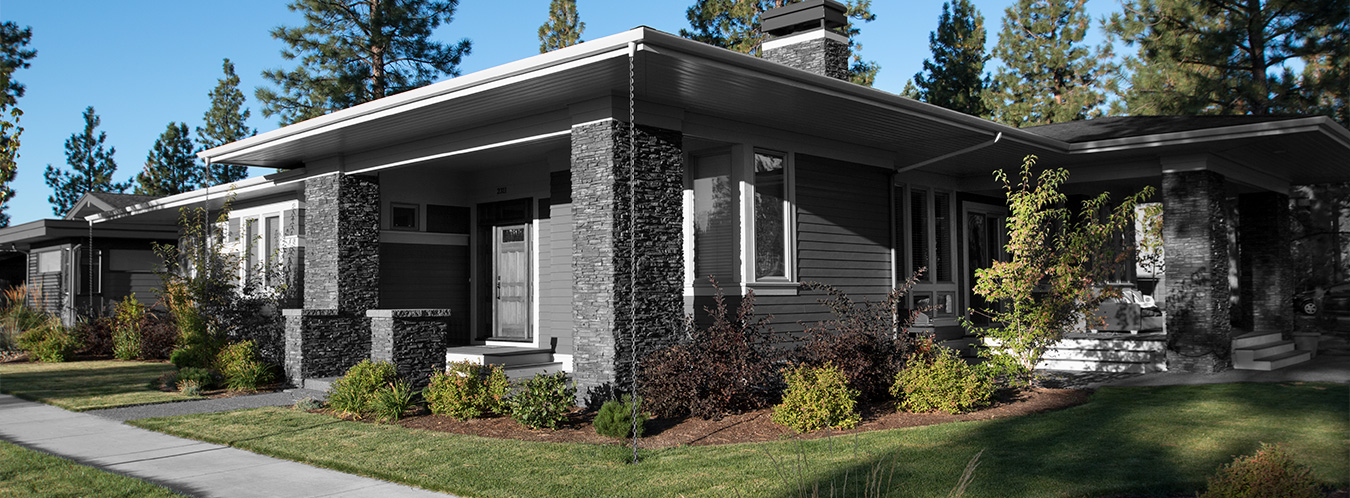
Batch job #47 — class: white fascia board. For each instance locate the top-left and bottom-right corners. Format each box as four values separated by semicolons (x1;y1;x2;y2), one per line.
85;176;277;224
1067;116;1345;154
199;29;648;164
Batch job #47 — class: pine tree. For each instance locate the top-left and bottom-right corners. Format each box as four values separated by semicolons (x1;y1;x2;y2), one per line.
680;0;880;86
538;0;585;53
912;0;990;117
0;21;36;227
1106;0;1349;120
44;107;129;216
198;59;255;186
985;0;1110;127
257;0;473;125
136;122;199;196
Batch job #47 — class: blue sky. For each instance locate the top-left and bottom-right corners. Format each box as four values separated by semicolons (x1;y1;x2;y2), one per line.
1;0;1119;225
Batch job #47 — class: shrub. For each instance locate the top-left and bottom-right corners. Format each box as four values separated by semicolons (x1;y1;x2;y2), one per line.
795;280;924;401
294;397;323;411
164;283;221;369
138;313;178;360
641;285;780;419
424;361;509;420
892;344;994;414
508;371;576;430
371;380;416;422
75;316;115;356
771;362;861;433
2;284;50;352
17;317;79;362
177;379;203;396
149;371;179;391
112;294;146;360
215;340;275;391
594;395;648;439
327;360;400;417
1200;443;1321;498
175;366;218;391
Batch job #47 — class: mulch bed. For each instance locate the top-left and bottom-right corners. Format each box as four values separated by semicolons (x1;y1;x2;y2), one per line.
394;387;1090;449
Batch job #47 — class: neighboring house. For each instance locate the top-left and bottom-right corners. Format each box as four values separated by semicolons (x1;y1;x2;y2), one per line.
0;192;178;325
77;0;1350;392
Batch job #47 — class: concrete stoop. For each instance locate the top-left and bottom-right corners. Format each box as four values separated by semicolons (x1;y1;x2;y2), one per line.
1232;331;1312;371
1034;332;1168;373
445;346;564;380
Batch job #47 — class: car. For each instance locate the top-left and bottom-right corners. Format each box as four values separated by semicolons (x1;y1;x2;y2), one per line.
1294;282;1350;316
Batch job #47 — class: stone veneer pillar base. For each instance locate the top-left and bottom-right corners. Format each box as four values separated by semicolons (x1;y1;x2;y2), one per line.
368;309;452;391
1162;170;1232;373
571;120;684;401
283;309;371;386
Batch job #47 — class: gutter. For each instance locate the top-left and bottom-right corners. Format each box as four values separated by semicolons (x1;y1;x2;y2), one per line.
1065;116;1350;154
85;176;275;224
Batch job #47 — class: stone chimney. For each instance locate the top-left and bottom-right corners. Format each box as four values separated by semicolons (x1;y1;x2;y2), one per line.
761;0;850;80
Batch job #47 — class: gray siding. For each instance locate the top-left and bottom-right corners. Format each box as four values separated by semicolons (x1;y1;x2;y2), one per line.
540;202;575;354
720;154;892;336
378;243;470;345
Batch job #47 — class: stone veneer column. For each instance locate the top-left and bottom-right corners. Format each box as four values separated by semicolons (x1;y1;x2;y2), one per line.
283;173;380;386
1162;170;1232;373
1238;191;1293;334
571;120;684;400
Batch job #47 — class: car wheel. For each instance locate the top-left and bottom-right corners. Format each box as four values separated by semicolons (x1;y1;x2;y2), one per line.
1301;301;1318;316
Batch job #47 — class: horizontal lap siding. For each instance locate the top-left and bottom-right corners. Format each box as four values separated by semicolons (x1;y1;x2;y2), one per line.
379;243;470;344
751;155;893;335
540;203;574;355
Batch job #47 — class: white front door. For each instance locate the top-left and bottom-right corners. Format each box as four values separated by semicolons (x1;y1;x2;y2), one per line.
492;224;531;340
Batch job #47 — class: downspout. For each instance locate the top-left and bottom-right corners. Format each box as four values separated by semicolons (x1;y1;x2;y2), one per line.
895;132;1002;174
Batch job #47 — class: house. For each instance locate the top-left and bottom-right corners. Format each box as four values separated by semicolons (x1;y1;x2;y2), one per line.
83;0;1350;393
0;192;178;325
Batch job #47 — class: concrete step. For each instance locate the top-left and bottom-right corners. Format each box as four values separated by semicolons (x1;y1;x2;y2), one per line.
1233;349;1312;371
1037;358;1165;374
1233;331;1284;349
446;346;554;367
1042;348;1162;363
1233;340;1296;364
302;377;338;392
503;362;565;380
1054;337;1167;352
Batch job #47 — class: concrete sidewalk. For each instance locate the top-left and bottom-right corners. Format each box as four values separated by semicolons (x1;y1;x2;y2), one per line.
0;394;456;498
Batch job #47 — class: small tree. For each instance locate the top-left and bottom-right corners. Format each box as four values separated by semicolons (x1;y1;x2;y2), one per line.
966;155;1153;383
154;196;291;368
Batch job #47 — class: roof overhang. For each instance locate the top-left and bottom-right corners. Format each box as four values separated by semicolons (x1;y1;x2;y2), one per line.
0;218;179;248
86;175;296;226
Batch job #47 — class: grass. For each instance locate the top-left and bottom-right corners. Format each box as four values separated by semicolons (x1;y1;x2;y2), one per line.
0;360;200;411
128;382;1349;498
0;440;183;497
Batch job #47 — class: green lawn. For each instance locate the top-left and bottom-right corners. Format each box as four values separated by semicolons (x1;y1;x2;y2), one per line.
129;382;1349;498
0;440;183;497
0;360;200;411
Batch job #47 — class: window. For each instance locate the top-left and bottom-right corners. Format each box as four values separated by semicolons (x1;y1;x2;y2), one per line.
391;203;418;230
37;251;60;274
753;151;790;281
900;185;957;318
245;219;258;283
692;152;735;282
265;216;280;284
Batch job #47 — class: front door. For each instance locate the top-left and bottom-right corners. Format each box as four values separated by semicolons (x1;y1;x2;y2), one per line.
963;203;1009;325
492;224;531;339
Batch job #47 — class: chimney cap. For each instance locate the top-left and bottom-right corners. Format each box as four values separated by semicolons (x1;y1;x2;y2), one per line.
762;0;848;37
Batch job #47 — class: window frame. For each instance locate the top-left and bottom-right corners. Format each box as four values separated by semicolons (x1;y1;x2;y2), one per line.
390;202;420;231
747;148;796;288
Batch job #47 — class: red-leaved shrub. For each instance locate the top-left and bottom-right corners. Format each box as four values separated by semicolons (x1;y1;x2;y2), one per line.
640;285;781;419
794;278;924;401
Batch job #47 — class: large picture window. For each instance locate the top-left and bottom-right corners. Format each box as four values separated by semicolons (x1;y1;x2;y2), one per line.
754;151;789;280
691;152;735;282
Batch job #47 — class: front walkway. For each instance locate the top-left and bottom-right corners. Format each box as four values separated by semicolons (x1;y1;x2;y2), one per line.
0;394;457;498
